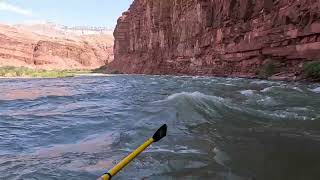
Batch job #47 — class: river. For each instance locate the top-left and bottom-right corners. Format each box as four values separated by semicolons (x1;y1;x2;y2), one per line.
0;75;320;180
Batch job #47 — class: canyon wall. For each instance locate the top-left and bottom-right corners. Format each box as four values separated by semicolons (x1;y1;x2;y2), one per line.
0;24;113;70
111;0;320;80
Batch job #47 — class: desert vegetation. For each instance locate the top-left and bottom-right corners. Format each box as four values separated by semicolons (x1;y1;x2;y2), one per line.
303;61;320;80
0;66;89;78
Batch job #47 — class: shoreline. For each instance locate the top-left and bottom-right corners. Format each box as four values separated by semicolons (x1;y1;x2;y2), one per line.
1;73;319;85
0;66;97;79
0;73;114;79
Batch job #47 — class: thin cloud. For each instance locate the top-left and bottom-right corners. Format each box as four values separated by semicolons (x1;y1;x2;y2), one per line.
0;1;33;16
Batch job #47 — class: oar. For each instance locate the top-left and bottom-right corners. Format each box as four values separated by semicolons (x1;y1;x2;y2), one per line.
99;124;167;180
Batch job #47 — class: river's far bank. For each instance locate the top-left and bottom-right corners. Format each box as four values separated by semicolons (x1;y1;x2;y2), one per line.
0;66;95;78
105;66;320;83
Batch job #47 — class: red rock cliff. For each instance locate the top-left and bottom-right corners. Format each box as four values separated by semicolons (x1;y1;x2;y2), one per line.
0;24;113;70
111;0;320;79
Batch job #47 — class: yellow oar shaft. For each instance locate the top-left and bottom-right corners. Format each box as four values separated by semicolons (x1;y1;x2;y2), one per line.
101;138;154;180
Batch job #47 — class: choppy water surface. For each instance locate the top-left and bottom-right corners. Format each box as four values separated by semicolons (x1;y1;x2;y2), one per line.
0;75;320;180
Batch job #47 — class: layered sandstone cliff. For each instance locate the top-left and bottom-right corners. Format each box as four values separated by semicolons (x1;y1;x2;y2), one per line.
0;24;113;70
111;0;320;80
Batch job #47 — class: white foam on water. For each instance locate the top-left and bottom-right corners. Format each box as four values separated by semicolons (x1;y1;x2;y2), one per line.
258;96;272;102
261;85;286;92
261;87;274;92
240;90;255;96
250;80;274;85
177;149;203;154
290;107;309;111
250;80;283;85
258;110;309;120
261;85;304;93
167;91;225;103
273;111;309;120
217;83;236;86
310;87;320;93
292;87;303;92
120;146;204;155
257;96;277;106
213;147;230;166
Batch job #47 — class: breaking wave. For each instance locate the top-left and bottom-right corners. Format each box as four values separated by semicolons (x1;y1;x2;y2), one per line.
240;90;255;96
167;91;225;102
311;87;320;93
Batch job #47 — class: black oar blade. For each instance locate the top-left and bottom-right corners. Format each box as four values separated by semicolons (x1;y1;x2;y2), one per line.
152;124;167;142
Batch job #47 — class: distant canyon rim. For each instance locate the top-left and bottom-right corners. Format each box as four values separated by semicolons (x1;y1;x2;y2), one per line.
0;23;114;70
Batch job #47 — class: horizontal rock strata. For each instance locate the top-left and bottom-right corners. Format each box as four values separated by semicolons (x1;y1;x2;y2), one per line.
0;25;113;70
111;0;320;79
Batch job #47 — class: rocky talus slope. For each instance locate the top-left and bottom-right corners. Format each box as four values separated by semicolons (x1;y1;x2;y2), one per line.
0;24;113;70
111;0;320;80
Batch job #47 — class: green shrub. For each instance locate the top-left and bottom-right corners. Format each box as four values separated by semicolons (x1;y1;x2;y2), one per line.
257;61;278;78
111;70;123;74
0;69;5;76
0;66;79;78
303;61;320;80
93;65;108;73
93;65;123;74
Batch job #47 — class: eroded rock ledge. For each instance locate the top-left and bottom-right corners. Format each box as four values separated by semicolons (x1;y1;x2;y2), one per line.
0;24;113;70
111;0;320;80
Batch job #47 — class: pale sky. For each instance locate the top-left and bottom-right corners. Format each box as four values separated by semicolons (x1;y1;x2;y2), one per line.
0;0;133;27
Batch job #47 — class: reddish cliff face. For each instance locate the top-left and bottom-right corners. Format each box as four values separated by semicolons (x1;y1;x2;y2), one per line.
0;25;113;70
111;0;320;80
